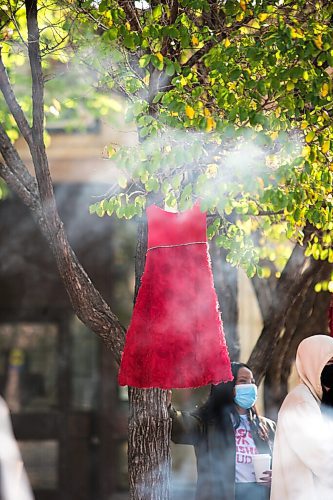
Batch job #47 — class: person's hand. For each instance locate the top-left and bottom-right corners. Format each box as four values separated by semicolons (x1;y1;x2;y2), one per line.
166;390;172;408
259;470;272;487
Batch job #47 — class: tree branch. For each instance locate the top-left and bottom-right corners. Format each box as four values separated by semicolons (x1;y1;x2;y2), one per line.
248;242;318;384
170;0;178;24
0;123;38;204
183;14;252;70
183;33;226;69
0;48;33;147
118;0;142;32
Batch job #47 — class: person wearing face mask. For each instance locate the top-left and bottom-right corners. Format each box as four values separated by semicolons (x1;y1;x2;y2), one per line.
270;334;333;500
168;362;276;500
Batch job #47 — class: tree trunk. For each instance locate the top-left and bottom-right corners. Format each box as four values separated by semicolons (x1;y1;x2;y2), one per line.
210;241;240;361
128;388;171;500
128;220;171;500
247;244;323;384
264;260;332;419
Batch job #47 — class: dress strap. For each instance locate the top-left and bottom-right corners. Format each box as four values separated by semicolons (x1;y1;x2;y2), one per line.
147;241;207;252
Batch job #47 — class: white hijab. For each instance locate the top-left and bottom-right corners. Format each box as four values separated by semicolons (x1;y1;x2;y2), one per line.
295;334;333;401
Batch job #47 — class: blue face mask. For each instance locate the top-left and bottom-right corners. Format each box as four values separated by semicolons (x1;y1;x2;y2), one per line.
234;384;258;409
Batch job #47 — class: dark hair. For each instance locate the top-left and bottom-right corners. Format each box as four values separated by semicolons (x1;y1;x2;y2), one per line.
198;362;269;441
198;362;251;425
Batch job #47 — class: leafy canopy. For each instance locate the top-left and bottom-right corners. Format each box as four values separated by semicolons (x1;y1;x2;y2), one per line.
0;0;332;278
81;0;333;277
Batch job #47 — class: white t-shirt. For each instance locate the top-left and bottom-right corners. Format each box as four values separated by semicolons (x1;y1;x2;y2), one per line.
234;414;258;483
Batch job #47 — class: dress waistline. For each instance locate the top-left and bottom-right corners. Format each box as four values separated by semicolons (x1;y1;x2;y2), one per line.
147;241;207;252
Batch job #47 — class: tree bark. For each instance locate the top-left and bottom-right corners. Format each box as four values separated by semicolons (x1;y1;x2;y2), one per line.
210;241;240;361
128;387;171;500
128;220;171;500
247;244;319;384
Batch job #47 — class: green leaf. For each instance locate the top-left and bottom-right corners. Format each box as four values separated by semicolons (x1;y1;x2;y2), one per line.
152;4;163;20
118;176;127;189
107;27;118;41
123;33;136;50
151;55;164;71
139;54;151;68
171;174;182;189
181;183;192;198
230;69;242;81
145;177;160;192
305;131;315;143
165;60;175;76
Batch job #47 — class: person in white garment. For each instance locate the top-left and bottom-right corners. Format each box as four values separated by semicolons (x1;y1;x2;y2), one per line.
270;334;333;500
0;395;34;500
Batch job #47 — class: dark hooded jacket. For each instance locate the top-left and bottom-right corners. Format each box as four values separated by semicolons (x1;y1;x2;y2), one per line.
170;406;275;500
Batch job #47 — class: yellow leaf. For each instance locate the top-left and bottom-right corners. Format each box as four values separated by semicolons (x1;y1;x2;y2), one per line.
275;107;281;117
52;98;61;111
156;52;163;62
224;38;231;48
303;71;309;81
258;13;269;22
191;35;199;46
185;105;195;119
249;19;260;29
301;121;308;129
322;140;330;154
287;81;295;91
314;34;323;50
290;28;297;39
236;12;245;21
205;117;216;133
180;76;187;86
321;82;329;97
164;4;170;18
206;164;218;177
239;0;247;11
228;82;237;91
322;110;330;121
204;108;211;117
106;146;116;158
125;22;131;31
270;131;279;140
290;27;304;39
302;145;311;157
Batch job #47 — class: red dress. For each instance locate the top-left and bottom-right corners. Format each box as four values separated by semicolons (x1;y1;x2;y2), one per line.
118;202;233;389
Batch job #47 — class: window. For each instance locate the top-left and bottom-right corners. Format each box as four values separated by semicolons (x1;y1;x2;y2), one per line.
0;323;58;412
